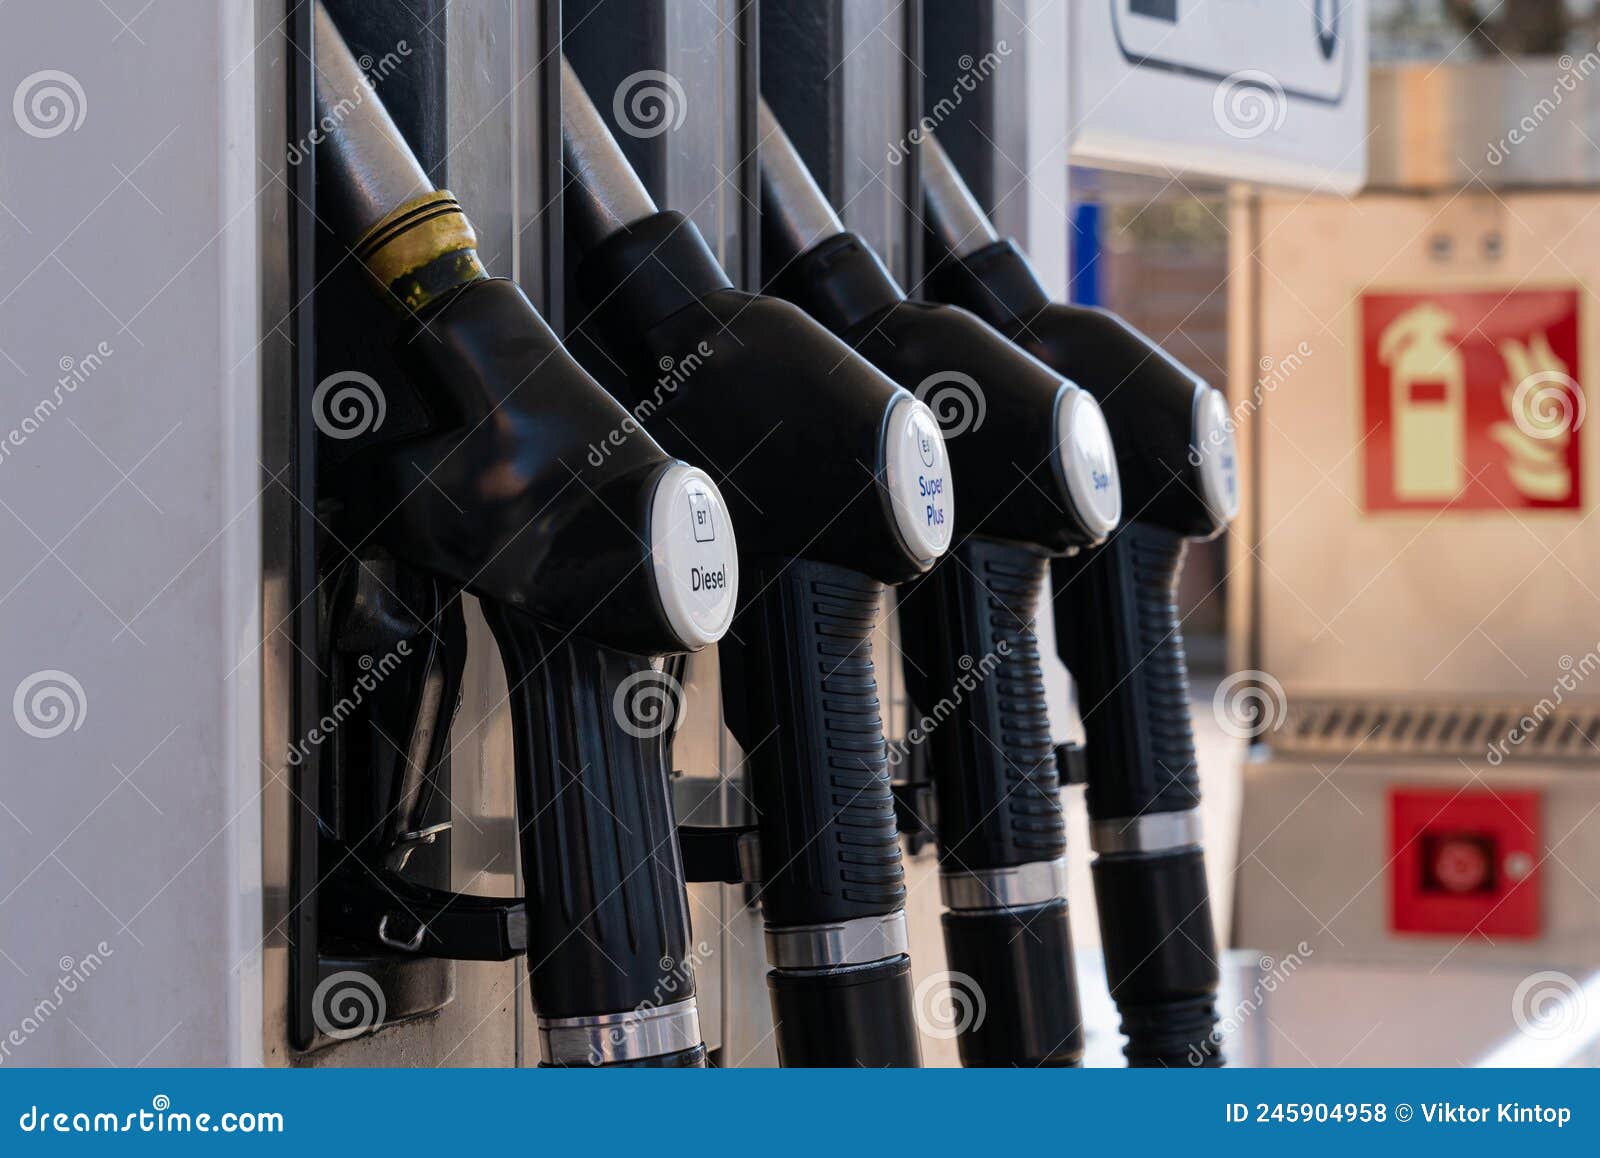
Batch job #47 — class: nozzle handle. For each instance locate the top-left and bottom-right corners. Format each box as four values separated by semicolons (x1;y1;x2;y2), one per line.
1056;527;1200;819
899;540;1066;870
485;606;706;1067
718;557;921;1067
897;538;1083;1066
720;558;907;928
1052;526;1222;1066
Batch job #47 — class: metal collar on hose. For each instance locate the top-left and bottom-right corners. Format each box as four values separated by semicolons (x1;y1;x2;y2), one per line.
352;190;486;313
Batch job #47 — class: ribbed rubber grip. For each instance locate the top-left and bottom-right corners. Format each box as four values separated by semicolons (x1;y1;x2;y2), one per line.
719;557;906;927
484;605;702;1065
1053;523;1198;819
898;539;1065;869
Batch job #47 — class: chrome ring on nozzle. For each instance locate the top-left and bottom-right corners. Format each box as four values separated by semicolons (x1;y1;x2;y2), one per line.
764;911;910;972
538;998;702;1065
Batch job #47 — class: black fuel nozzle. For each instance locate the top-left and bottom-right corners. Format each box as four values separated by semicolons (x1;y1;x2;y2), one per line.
314;2;739;1067
758;101;1119;557
562;59;956;1067
920;132;1240;1068
918;135;1237;540
757;101;1125;1068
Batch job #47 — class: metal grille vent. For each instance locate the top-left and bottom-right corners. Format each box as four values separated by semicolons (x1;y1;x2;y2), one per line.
1269;699;1600;763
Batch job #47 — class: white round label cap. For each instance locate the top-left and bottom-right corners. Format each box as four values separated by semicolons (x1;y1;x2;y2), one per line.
649;464;739;649
1192;387;1240;527
1055;385;1122;538
882;395;954;562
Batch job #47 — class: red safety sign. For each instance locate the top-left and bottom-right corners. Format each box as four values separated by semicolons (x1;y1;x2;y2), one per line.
1360;288;1584;511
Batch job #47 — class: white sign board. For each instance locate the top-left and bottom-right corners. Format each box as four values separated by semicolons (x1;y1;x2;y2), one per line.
1069;0;1368;193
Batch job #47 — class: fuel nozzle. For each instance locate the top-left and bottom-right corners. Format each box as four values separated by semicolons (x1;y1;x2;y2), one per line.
314;3;738;1066
562;58;957;1067
759;99;1125;1067
920;134;1238;539
921;131;1239;1067
759;99;1120;552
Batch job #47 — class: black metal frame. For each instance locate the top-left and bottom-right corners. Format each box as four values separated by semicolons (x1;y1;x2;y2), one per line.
542;0;567;325
286;0;320;1053
737;0;761;291
922;0;1005;216
903;0;924;289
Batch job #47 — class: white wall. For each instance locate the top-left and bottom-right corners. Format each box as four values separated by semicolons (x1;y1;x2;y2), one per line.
0;0;261;1064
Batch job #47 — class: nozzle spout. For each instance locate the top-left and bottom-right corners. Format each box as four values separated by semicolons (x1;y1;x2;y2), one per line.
921;133;999;259
312;1;434;243
314;2;485;311
561;57;660;251
756;98;846;260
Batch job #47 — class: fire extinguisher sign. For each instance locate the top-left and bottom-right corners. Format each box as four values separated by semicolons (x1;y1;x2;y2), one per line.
1360;288;1584;511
